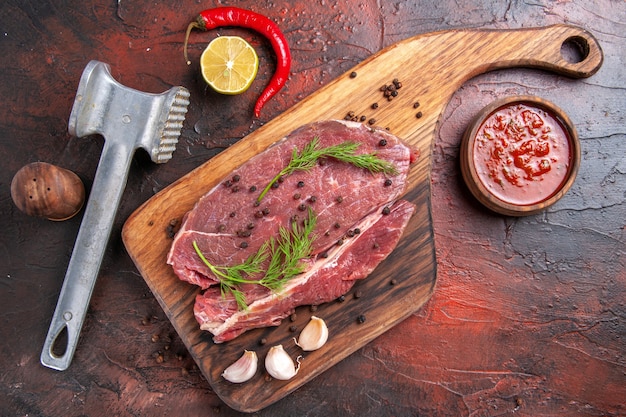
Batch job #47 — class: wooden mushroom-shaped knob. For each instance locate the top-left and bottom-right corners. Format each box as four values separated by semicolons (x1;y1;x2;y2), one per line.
11;162;86;221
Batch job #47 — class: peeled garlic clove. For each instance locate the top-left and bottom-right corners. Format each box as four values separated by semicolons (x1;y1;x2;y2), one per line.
295;316;328;351
265;345;301;380
222;350;258;383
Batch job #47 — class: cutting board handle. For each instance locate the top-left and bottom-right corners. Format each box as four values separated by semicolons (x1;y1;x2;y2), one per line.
470;24;603;78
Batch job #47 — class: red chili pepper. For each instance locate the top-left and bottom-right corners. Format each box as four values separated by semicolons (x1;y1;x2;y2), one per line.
183;7;291;118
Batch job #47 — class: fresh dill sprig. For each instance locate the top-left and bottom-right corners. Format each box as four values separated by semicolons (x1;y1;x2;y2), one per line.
257;137;398;201
192;208;317;310
263;207;317;292
192;240;269;309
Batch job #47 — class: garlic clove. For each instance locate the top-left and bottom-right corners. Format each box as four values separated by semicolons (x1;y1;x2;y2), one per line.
265;345;301;380
295;316;328;351
222;350;258;383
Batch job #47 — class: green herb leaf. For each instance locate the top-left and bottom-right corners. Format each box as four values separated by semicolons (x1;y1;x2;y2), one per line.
192;209;317;310
263;207;317;292
193;240;269;309
257;137;398;201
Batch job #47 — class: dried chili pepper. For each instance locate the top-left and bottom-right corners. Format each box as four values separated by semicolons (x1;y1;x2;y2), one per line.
183;7;291;118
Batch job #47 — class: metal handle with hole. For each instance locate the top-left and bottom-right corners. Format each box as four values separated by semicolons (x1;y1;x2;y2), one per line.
40;140;134;370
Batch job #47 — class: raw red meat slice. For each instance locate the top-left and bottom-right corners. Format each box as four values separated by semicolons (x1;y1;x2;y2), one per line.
167;120;416;342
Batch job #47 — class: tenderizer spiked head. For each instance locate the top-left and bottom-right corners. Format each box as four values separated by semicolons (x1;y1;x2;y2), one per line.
152;88;191;164
68;60;190;161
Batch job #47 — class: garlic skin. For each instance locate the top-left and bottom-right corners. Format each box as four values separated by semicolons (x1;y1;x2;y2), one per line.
265;345;301;380
295;316;328;351
222;350;258;383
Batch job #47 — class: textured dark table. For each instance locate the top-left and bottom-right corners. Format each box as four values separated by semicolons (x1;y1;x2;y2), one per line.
1;1;624;416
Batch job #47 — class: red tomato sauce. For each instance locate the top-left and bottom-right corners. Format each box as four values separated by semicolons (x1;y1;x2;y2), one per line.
473;103;572;206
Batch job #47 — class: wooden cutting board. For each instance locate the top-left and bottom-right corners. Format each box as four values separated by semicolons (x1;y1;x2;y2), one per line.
122;25;602;412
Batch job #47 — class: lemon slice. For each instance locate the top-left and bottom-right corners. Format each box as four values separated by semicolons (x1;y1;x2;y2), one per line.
200;36;259;95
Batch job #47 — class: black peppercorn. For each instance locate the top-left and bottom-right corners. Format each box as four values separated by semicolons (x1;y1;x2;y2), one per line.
249;185;257;192
384;179;393;187
382;206;390;215
166;220;178;239
357;314;366;324
349;71;357;78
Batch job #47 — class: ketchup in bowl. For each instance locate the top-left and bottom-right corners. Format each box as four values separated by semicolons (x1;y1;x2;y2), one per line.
461;96;580;216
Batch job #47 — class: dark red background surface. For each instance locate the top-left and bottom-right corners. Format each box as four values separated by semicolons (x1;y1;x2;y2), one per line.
1;1;624;416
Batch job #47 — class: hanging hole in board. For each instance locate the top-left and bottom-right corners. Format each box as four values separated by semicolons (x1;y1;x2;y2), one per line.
51;325;69;358
560;36;590;64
